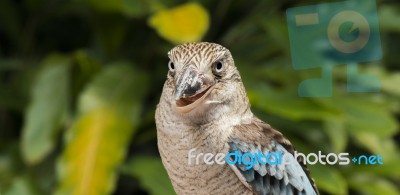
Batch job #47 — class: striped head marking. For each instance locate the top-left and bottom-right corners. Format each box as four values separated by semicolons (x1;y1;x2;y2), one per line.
165;42;240;114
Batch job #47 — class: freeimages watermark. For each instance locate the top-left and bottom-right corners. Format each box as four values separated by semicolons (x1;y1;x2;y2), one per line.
286;0;382;97
188;148;383;170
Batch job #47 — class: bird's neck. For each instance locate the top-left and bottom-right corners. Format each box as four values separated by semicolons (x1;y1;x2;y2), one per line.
157;80;253;143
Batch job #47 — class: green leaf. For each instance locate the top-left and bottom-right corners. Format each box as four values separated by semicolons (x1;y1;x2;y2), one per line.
317;96;398;137
352;132;400;163
309;164;347;195
121;156;175;195
0;143;24;191
248;85;342;121
381;73;400;97
122;0;151;18
21;54;70;165
348;174;400;195
343;100;397;136
379;6;400;32
78;62;147;115
56;64;148;195
346;160;400;179
323;119;348;153
4;177;38;195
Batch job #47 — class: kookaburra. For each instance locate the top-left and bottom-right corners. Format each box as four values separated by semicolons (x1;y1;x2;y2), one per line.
156;42;319;195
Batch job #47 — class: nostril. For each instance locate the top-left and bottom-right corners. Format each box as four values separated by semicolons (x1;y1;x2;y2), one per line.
183;82;201;97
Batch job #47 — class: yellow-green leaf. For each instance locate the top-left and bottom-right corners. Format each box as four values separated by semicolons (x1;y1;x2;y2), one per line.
21;54;70;165
148;2;209;44
56;107;131;195
56;64;148;195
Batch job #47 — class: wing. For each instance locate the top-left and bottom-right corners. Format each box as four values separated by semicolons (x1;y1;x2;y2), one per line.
227;117;319;195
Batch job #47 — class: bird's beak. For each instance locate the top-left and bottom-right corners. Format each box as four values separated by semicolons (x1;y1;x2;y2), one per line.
174;67;215;113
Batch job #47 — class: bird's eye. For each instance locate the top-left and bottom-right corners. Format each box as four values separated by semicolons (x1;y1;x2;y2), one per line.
213;61;224;73
168;61;175;71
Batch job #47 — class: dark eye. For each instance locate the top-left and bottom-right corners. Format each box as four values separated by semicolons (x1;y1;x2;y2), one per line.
213;61;224;73
168;61;175;71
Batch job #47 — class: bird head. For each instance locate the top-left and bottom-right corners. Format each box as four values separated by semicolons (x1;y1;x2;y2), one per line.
164;42;249;120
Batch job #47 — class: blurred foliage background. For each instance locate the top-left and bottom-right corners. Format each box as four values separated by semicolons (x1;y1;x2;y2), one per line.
0;0;399;194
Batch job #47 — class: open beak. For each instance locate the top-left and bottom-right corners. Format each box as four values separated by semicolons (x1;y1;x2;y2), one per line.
174;67;215;113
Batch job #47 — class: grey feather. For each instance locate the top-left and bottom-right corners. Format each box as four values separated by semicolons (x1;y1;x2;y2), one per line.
228;140;317;195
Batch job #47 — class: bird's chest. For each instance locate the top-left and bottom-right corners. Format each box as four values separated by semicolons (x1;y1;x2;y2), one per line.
158;125;230;169
158;126;248;194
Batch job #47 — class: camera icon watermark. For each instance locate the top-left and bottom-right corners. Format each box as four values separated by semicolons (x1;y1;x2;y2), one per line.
286;0;382;97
